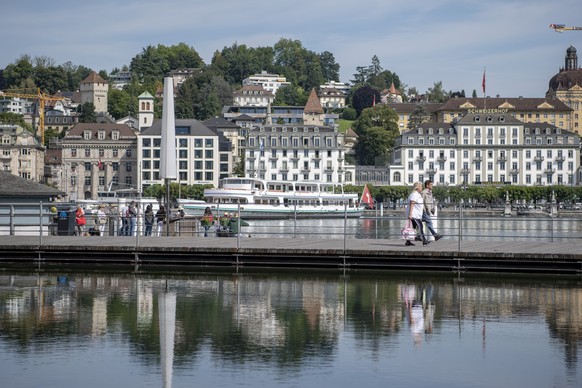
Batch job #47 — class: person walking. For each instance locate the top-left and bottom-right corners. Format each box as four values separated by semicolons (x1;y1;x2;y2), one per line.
120;203;129;236
96;204;107;236
405;182;429;246
144;205;154;236
75;205;86;236
155;205;166;237
127;201;138;236
200;207;214;237
420;180;443;241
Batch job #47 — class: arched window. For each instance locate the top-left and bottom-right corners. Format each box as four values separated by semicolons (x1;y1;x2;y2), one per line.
393;171;401;182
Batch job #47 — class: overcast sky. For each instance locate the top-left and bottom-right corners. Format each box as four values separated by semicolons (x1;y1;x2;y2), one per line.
2;0;582;97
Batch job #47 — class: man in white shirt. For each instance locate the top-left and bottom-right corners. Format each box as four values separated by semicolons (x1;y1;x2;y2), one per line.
405;181;429;246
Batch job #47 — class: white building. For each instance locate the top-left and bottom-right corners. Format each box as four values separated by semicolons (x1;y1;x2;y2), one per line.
245;124;354;184
138;119;232;189
390;111;580;187
233;85;274;107
242;71;291;95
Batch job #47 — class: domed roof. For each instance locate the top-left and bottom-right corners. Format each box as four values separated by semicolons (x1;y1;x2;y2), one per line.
567;45;577;55
548;69;582;92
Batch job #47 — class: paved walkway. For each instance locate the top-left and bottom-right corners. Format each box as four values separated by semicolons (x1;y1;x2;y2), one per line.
0;235;580;274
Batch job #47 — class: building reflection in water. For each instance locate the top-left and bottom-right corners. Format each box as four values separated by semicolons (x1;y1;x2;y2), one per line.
0;271;581;384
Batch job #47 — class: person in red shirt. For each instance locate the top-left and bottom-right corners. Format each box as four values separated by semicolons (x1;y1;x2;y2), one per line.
75;205;86;236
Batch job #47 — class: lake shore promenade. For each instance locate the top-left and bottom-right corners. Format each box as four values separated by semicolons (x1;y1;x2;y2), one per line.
0;235;581;275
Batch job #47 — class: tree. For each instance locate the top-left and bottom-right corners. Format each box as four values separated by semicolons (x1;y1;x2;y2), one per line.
353;105;400;135
354;126;394;165
472;89;477;98
350;85;380;117
130;43;203;84
407;104;431;130
319;51;340;82
108;88;133;120
427;81;448;103
0;112;33;132
273;85;307;106
2;56;34;89
77;102;96;123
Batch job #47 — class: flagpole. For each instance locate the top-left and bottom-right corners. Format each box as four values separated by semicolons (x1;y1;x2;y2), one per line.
482;67;486;110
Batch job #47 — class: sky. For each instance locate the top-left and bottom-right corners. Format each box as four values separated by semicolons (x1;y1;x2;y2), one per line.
2;0;582;98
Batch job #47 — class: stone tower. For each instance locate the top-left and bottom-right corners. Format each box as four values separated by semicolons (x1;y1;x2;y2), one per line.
80;71;108;113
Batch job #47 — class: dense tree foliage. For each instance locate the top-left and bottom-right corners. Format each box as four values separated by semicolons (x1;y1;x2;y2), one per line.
0;112;33;131
351;55;401;91
129;43;204;84
352;105;400;165
406;104;432;130
77;102;96;123
273;85;308;106
350;85;380;117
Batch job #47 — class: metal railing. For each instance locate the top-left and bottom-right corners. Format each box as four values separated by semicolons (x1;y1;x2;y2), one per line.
1;202;582;245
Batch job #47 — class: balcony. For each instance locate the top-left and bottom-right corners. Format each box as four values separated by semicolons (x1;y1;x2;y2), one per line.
509;169;519;175
460;168;471;174
472;156;482;163
436;156;447;162
416;156;426;162
425;168;438;174
324;167;334;173
497;156;507;163
555;156;566;162
544;168;555;174
301;168;311;173
533;156;544;162
280;167;289;172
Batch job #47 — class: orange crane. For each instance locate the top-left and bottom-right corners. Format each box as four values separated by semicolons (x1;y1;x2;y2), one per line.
550;24;582;32
0;88;66;145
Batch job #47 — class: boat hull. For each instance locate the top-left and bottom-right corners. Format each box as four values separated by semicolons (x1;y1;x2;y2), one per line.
178;201;362;219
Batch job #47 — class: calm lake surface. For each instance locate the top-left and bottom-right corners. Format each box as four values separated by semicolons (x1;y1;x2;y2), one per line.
236;214;582;242
1;269;581;388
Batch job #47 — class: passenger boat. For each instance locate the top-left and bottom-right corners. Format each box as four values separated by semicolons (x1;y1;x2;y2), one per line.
177;177;362;219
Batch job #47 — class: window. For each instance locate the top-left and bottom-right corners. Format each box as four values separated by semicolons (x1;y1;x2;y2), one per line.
126;149;132;157
98;131;105;140
84;131;91;140
205;139;213;147
71;149;77;157
85;149;90;157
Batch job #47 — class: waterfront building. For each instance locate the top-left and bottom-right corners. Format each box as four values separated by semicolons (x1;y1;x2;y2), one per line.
203;117;244;165
242;71;291;95
233;85;274;107
546;45;582;135
386;98;573;133
390;112;580;187
138;119;232;189
244;124;354;184
61;123;138;201
0;124;45;182
80;71;108;114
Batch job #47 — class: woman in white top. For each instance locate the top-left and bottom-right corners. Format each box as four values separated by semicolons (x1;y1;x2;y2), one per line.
405;182;429;246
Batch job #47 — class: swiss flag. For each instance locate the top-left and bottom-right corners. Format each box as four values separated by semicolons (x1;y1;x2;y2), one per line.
361;184;374;209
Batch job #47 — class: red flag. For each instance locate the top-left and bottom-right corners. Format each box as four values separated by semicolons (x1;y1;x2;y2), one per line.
98;158;102;170
482;69;486;94
361;184;374;209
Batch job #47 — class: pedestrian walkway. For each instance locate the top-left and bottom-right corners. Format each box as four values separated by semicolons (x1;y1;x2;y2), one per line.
0;236;580;274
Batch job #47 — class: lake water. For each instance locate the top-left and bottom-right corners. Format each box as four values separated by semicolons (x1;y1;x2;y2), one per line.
1;269;581;387
236;214;582;242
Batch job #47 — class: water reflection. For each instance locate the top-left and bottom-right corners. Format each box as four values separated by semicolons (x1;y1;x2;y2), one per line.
243;215;582;241
0;271;581;387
